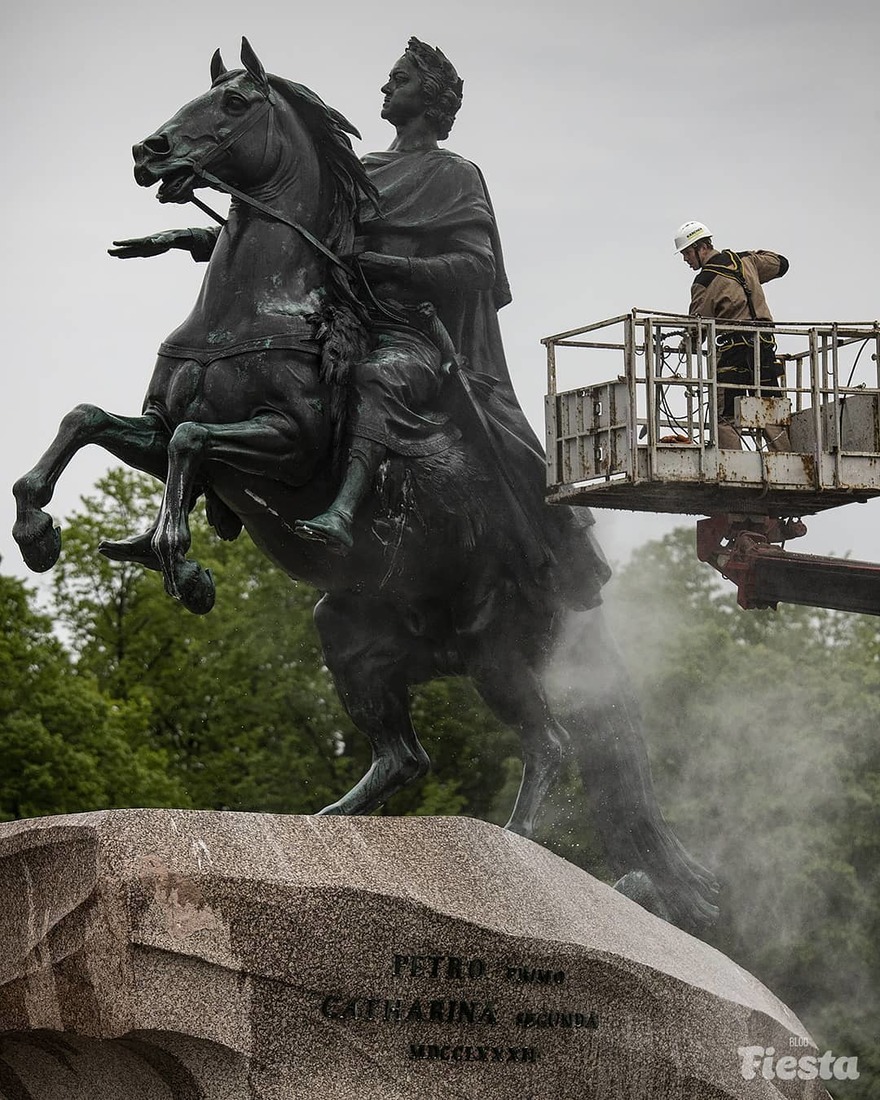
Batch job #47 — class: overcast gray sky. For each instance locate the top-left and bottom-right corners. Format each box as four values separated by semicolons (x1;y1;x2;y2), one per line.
3;0;878;585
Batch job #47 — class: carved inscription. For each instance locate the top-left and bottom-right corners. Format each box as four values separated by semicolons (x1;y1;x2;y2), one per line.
516;1010;598;1029
506;966;566;985
409;1044;538;1063
321;997;497;1024
393;954;487;979
316;951;599;1064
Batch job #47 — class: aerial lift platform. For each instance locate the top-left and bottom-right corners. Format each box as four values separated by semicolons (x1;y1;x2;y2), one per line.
543;310;880;614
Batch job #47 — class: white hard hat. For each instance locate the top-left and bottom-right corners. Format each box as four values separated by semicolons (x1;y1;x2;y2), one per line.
674;220;712;254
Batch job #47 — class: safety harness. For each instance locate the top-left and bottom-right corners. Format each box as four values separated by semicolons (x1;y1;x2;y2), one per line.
699;250;779;376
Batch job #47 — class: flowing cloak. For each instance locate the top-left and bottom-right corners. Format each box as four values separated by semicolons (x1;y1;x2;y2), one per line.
359;149;611;610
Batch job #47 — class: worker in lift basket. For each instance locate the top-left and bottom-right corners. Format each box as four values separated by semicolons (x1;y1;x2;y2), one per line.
674;220;792;451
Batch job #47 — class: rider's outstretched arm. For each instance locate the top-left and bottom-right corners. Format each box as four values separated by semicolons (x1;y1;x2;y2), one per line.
108;226;220;261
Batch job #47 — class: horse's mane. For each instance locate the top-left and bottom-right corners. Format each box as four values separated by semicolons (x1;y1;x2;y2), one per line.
268;74;379;267
267;75;378;469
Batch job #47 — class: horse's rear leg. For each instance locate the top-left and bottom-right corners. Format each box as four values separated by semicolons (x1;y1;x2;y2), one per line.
13;406;168;572
470;653;569;839
313;593;430;815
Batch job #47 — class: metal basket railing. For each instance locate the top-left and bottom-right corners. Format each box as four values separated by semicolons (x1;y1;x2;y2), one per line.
543;309;880;513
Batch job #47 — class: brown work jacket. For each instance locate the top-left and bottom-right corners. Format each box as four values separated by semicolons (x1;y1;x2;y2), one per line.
690;249;789;323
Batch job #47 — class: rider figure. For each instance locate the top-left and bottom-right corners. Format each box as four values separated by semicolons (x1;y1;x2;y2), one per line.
293;39;472;550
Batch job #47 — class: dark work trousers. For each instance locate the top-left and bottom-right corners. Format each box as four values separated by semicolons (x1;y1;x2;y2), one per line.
716;337;779;421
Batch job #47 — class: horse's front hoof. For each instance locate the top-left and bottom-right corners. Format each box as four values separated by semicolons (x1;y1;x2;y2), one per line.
172;562;216;615
13;510;61;573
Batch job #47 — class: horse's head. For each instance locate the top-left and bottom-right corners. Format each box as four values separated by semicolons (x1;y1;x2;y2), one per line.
133;40;278;204
133;38;368;220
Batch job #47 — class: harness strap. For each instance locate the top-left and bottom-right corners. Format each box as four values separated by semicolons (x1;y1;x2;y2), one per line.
191;93;275;174
158;330;319;366
702;250;760;322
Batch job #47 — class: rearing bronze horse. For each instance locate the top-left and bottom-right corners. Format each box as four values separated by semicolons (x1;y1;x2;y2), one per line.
12;40;719;932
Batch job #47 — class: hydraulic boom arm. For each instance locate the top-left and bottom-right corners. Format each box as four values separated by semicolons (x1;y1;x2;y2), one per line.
696;515;880;616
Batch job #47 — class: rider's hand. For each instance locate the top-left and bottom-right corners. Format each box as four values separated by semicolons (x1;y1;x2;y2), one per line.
356;251;407;274
108;230;191;259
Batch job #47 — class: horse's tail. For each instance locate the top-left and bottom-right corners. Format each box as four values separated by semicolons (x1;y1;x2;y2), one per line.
547;609;721;934
312;304;371;472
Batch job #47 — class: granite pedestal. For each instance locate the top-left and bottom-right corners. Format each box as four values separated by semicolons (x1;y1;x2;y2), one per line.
0;811;829;1098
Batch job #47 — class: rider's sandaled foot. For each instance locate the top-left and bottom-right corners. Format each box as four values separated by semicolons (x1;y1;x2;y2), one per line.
294;512;354;553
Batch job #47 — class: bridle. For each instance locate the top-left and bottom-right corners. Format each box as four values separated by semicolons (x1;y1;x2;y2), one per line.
180;80;358;282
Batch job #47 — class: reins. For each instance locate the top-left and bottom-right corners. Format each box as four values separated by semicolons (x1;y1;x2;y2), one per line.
194;165;358;281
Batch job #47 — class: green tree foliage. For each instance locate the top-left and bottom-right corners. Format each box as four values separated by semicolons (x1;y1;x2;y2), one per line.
0;572;185;819
606;528;880;1097
47;469;358;813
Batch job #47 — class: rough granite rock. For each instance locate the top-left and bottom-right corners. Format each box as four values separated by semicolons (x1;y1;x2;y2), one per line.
0;811;829;1099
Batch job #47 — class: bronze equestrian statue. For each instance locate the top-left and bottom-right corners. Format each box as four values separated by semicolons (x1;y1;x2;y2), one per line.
12;39;719;932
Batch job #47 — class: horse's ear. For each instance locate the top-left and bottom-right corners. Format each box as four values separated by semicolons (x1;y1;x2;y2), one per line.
240;37;269;93
210;49;227;84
